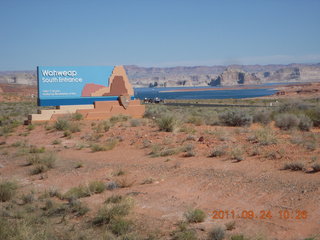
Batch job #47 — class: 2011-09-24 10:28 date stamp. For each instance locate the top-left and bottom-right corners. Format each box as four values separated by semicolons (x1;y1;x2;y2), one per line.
211;210;308;220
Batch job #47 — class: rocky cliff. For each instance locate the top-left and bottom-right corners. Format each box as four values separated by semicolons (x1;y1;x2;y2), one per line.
208;68;262;86
1;63;320;87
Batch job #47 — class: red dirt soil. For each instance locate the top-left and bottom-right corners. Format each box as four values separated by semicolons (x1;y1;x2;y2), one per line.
0;120;319;239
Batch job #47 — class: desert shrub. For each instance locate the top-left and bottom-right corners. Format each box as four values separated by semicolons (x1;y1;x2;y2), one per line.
253;110;272;125
172;222;197;240
113;169;126;176
88;181;106;194
144;105;169;119
231;235;249;240
275;113;299;130
298;114;313;131
160;148;179;157
27;152;56;168
29;145;45;153
91;144;105;152
283;162;305;171
225;221;236;231
95;120;113;133
186;115;204;126
110;115;131;124
249;128;277;145
27;124;35;131
64;185;91;200
68;199;90;216
110;218;133;236
276;100;310;113
52;139;61;145
173;229;197;240
106;181;119;190
30;165;48;175
93;198;133;225
210;146;227;157
116;177;135;188
105;195;124;204
91;138;118;152
48;188;63;199
184;208;206;223
208;227;225;240
28;152;56;175
54;118;70;131
311;163;320;172
21;192;35;204
72;112;83;121
184;150;196;157
231;147;244;161
69;123;81;133
156;115;177;132
219;109;252;127
250;146;261;156
204;111;220;126
306;106;320;127
180;125;196;134
130;119;141;127
0;180;18;202
141;178;154;184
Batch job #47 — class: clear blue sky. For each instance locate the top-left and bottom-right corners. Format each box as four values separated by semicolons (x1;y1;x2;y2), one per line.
1;0;320;70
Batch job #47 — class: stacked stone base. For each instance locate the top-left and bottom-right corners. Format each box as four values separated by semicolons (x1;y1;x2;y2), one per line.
27;100;145;124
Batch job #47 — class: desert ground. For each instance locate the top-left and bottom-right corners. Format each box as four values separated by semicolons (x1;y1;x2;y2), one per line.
0;84;319;240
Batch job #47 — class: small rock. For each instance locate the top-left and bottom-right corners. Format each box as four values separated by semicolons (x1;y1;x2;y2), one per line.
0;163;4;168
198;136;204;142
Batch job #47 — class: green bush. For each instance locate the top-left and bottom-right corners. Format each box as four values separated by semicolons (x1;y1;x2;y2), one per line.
249;128;277;145
88;181;105;194
172;222;197;240
27;152;56;175
219;109;252;127
105;195;124;204
186;115;204;126
130;119;141;127
29;145;45;153
306;106;320;127
283;162;305;171
156;115;177;132
93;199;133;225
210;146;227;157
231;147;244;162
253;110;272;125
110;115;131;124
0;180;18;202
54;118;70;131
110;218;133;236
298;114;313;131
64;185;91;200
95;120;113;133
311;163;320;172
208;227;225;240
184;208;206;223
91;138;118;152
27;152;56;168
231;234;249;240
275;113;300;130
72;112;83;121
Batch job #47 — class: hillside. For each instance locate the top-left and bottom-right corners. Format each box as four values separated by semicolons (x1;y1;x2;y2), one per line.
1;63;320;87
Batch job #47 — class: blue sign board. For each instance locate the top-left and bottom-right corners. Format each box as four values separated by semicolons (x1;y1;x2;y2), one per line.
37;66;133;106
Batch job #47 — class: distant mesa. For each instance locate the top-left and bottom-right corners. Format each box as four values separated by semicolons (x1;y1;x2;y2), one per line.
209;67;261;86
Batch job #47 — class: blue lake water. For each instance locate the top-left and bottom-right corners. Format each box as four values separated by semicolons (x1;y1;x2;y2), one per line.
134;86;277;100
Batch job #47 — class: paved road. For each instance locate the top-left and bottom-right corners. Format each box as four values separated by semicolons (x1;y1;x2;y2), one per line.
163;102;273;108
